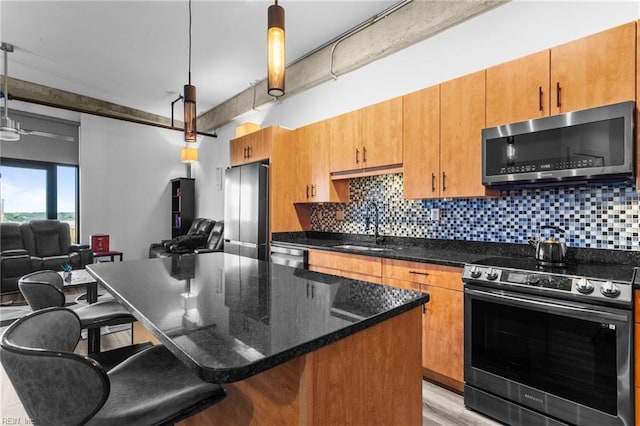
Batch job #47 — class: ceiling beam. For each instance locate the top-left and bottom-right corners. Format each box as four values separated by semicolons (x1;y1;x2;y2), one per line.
3;76;178;129
197;0;508;132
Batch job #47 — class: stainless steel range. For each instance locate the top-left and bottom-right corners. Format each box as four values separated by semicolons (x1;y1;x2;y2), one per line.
463;257;637;426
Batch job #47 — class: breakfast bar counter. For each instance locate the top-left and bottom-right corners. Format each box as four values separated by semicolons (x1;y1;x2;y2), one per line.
87;252;428;425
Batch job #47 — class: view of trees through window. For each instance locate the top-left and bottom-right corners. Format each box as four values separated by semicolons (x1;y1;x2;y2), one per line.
0;161;78;242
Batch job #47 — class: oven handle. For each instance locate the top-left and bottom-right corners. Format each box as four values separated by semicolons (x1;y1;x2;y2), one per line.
465;287;629;323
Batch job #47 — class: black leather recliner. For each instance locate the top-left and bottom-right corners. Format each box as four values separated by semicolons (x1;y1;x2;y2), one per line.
148;219;224;258
1;221;93;295
1;223;33;295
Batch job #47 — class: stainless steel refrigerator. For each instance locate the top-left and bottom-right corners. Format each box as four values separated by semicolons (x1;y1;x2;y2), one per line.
224;162;269;260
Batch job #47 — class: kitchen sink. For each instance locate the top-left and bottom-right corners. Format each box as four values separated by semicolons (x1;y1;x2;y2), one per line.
332;244;390;252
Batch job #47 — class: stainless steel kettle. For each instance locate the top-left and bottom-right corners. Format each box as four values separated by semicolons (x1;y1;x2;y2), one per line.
527;225;568;266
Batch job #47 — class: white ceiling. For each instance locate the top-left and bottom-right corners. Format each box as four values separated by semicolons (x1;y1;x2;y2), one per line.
0;0;399;119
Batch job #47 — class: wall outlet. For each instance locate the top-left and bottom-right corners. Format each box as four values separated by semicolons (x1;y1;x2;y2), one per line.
431;208;440;221
335;209;345;221
317;210;323;220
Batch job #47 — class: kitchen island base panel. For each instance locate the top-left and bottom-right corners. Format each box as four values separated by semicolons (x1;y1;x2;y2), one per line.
168;307;423;426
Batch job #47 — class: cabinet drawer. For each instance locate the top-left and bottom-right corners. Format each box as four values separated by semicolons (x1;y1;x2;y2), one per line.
383;277;422;292
308;249;382;278
382;258;463;291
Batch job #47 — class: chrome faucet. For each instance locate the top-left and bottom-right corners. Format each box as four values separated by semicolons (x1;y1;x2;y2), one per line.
364;201;384;245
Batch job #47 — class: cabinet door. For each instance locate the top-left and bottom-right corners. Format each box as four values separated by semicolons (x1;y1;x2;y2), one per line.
361;97;403;169
440;70;492;198
402;85;440;199
291;125;313;203
230;138;248;166
246;130;270;162
329;109;362;173
486;50;550;127
550;21;636;114
306;120;349;203
422;284;464;384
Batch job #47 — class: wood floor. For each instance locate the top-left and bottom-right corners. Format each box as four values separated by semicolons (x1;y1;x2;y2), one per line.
1;290;499;426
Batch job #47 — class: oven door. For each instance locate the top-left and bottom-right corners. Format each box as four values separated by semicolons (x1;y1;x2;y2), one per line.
464;285;632;426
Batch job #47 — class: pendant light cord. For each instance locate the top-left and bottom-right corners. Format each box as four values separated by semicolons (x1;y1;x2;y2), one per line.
188;0;192;85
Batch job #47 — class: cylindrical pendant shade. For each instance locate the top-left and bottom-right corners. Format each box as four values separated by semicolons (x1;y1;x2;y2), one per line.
267;2;285;97
180;146;198;163
183;83;197;142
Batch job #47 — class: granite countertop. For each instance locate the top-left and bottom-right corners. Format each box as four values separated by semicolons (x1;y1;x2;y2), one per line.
87;252;428;383
272;232;640;284
272;232;536;268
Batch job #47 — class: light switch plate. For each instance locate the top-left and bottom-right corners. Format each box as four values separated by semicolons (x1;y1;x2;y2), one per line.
431;208;440;221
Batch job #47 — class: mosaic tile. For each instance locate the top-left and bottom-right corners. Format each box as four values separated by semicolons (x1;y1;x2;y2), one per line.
310;173;640;251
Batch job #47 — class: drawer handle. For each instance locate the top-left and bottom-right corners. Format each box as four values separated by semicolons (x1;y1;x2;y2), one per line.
409;271;430;276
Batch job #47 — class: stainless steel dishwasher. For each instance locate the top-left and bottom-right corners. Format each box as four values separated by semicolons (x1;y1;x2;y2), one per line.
270;242;308;269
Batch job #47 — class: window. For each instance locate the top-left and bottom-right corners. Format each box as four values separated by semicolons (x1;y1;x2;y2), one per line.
0;159;79;242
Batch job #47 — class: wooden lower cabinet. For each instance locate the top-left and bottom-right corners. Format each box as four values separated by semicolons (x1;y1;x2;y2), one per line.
307;249;382;284
382;259;464;393
305;250;465;392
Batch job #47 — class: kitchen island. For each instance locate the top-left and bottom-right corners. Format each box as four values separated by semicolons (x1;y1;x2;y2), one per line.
87;252;428;425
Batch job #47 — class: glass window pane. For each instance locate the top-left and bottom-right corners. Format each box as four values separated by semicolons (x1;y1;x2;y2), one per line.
0;166;47;223
57;165;78;242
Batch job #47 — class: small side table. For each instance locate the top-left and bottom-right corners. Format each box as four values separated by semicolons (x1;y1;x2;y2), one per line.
93;250;123;262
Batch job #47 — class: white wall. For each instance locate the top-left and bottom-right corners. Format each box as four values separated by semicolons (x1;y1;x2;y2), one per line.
79;114;188;259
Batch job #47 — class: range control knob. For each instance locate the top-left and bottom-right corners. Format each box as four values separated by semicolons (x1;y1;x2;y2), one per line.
575;278;594;294
600;281;620;298
469;266;482;279
486;268;499;281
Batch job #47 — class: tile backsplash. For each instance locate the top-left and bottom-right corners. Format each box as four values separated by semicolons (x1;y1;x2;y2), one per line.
310;173;639;251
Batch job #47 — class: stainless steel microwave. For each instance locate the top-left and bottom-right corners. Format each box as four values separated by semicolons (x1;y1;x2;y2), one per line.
482;101;635;187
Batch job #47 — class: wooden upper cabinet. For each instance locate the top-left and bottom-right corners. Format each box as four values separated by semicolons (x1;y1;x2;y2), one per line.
550;21;636;114
329;109;362;173
361;97;403;169
295;120;348;203
402;85;441;199
440;70;494;198
486;50;551;127
290;125;314;204
330;97;403;175
230;127;271;166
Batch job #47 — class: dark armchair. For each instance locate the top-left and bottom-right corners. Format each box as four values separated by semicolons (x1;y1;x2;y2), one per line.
1;220;94;295
1;223;32;294
22;220;93;271
149;218;224;258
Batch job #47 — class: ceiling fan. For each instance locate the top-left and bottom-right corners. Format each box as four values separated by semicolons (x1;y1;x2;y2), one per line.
1;42;74;143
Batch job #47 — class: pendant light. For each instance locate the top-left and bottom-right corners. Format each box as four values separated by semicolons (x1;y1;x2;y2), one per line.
1;42;20;142
267;0;285;97
183;0;197;142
